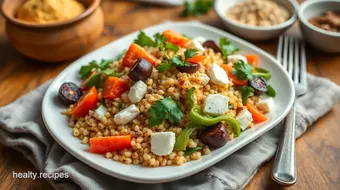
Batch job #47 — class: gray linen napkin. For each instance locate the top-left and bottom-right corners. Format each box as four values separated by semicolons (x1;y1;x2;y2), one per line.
1;74;340;190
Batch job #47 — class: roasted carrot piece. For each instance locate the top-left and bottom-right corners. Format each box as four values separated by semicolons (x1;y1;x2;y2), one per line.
71;86;98;117
162;29;190;47
244;55;259;67
122;43;156;67
102;77;128;99
220;64;248;86
187;55;206;64
90;135;132;154
246;102;267;123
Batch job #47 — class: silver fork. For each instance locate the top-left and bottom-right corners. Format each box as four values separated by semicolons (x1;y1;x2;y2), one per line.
271;36;307;186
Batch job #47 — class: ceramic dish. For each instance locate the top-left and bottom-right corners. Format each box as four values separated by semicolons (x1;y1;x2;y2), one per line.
298;0;340;53
214;0;298;41
42;21;295;183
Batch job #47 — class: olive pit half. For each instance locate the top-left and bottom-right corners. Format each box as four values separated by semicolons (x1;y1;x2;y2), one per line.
58;82;82;105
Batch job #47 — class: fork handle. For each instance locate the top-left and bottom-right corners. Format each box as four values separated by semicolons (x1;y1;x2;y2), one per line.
272;103;297;186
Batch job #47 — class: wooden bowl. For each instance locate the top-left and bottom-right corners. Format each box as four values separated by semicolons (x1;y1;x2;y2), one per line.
1;0;104;62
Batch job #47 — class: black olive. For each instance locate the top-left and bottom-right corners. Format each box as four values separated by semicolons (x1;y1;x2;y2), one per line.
200;122;228;148
58;82;82;105
203;40;221;53
177;64;200;73
128;58;153;81
248;76;268;95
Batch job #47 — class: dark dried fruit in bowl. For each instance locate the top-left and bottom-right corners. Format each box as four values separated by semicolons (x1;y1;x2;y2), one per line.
128;58;153;81
248;76;268;95
200;122;228;148
203;40;221;53
58;82;82;105
177;64;200;73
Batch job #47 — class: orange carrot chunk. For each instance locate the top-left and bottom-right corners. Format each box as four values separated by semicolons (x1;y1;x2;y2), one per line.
187;55;206;64
162;29;190;47
102;77;128;99
90;136;132;154
244;55;259;67
246;102;267;123
71;86;98;117
122;43;156;67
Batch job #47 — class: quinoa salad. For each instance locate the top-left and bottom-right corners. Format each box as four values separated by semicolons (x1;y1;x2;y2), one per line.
58;29;276;167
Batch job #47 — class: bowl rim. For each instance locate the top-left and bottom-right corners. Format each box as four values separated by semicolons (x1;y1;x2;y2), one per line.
1;0;101;28
298;0;340;38
214;0;299;31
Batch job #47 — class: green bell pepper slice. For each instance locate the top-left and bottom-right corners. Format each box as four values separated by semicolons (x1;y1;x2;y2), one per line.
174;123;203;151
189;107;241;137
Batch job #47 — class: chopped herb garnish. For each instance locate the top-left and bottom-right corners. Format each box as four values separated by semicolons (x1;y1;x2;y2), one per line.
220;37;239;57
134;31;156;47
184;146;203;156
228;104;234;109
147;97;183;127
81;72;102;89
157;49;198;72
183;0;214;17
266;85;276;98
79;61;99;79
188;87;196;109
99;59;113;70
232;60;254;80
101;68;122;77
238;86;254;104
165;42;180;52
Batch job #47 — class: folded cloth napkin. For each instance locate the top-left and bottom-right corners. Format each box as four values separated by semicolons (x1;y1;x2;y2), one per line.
1;73;340;190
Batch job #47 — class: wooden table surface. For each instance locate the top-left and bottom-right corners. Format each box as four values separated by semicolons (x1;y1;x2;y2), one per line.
0;1;339;189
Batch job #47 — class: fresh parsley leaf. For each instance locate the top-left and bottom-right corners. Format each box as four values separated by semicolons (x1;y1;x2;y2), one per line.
157;60;175;73
102;68;122;77
171;55;187;67
188;87;196;109
184;146;203;156
79;61;99;79
134;31;156;47
232;61;254;80
228;104;234;109
147;97;183;127
183;0;214;17
82;73;102;89
238;86;254;104
165;42;179;52
99;59;113;70
184;49;198;60
154;33;166;47
266;85;276;98
253;68;271;80
219;37;239;57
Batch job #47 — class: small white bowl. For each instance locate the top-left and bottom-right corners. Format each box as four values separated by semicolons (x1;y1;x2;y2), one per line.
298;0;340;53
214;0;298;41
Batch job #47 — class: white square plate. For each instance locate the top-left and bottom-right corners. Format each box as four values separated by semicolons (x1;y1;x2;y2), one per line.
42;21;295;183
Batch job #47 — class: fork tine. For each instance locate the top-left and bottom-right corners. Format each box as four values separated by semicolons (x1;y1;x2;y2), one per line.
288;37;294;79
294;39;300;84
277;36;284;63
300;41;307;86
282;36;289;70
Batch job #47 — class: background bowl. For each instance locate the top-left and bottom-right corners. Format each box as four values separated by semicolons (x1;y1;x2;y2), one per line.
1;0;104;62
214;0;298;41
298;0;340;53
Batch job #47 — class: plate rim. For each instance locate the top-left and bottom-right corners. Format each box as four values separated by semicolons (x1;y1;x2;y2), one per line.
42;21;295;183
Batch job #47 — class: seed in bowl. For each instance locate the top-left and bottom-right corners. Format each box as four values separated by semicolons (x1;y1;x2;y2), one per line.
226;0;290;27
59;29;277;167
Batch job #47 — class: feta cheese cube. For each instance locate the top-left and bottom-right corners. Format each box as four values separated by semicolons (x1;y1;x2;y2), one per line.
203;94;229;116
114;104;140;125
256;97;274;113
94;105;107;118
236;109;253;131
128;81;147;103
193;36;206;44
227;55;248;64
199;73;210;85
207;63;229;86
150;132;176;156
185;39;206;52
